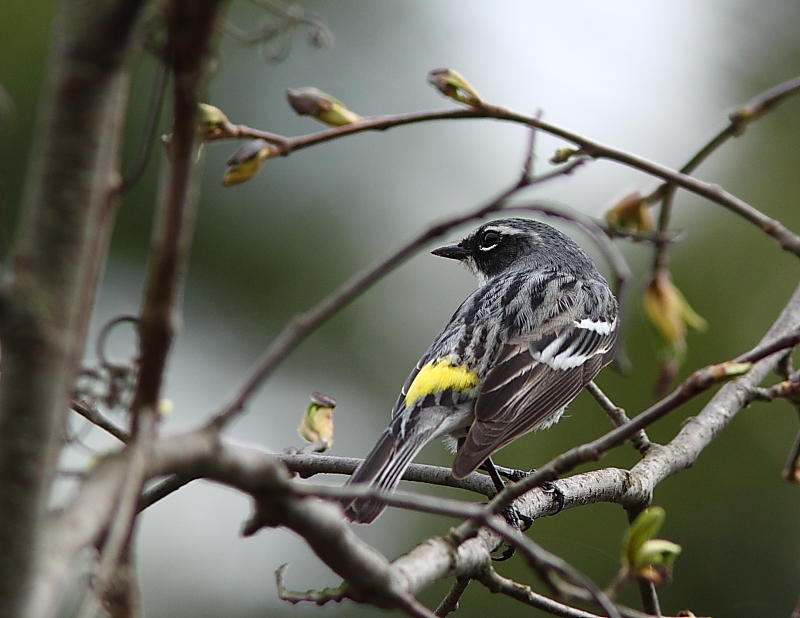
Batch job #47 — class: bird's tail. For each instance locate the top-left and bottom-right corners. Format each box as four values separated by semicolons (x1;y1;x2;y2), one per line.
344;425;429;524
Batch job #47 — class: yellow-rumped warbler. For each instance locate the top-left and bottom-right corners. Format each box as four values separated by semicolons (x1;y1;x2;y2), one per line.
345;218;618;523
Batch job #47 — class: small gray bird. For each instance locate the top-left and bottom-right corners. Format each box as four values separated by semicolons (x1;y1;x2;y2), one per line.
345;218;618;523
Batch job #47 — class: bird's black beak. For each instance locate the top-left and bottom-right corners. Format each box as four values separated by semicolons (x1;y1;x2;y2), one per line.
431;242;470;261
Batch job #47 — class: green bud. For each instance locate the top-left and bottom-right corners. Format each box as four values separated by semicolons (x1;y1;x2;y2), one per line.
286;87;361;127
222;139;277;186
427;68;482;107
550;148;577;164
298;391;336;449
198;103;233;139
716;362;752;380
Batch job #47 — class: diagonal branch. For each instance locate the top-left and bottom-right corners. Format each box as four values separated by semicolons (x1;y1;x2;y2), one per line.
649;74;800;271
209;157;587;427
208;83;800;256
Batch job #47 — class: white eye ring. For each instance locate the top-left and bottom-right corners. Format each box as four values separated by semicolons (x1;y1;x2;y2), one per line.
478;230;502;251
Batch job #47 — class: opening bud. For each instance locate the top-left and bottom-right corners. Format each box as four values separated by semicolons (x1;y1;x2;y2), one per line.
427;68;482;107
298;391;336;449
222;139;277;186
286;87;361;126
198;103;234;139
605;191;653;232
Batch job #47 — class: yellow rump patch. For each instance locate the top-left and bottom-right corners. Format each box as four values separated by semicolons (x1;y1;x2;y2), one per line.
405;359;478;407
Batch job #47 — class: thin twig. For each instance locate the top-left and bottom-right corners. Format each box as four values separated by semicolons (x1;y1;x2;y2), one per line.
648;75;800;271
70;400;130;443
478;567;668;618
274;563;348;605
479;518;622;618
783;423;800;484
75;414;156;618
137;474;193;512
135;454;499;515
585;382;650;454
120;63;168;193
518;109;543;182
205;100;800;256
477;567;602;618
94;315;139;369
434;577;470;617
749;372;800;483
78;5;226;616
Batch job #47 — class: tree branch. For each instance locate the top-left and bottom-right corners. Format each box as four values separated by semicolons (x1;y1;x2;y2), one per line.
455;283;800;535
0;1;148;615
585;382;651;454
649;74;800;272
434;577;470;617
208;93;800;256
81;3;227;615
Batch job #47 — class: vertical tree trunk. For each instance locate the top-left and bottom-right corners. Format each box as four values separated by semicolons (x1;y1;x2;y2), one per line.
0;1;149;614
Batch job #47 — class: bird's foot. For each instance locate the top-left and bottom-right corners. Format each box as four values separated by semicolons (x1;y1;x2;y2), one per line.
492;467;567;514
492;505;534;562
493;465;531;482
541;480;565;514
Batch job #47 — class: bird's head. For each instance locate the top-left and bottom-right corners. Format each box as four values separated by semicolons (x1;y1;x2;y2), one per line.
431;218;593;284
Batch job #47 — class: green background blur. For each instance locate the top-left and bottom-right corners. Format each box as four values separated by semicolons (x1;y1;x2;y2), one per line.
2;1;799;617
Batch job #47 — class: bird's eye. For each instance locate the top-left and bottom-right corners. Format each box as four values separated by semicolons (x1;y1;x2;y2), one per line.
479;230;502;251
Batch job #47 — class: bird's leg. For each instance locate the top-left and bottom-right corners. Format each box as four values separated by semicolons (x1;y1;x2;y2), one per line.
486;462;531;483
477;456;535;562
479;457;566;515
479;456;507;494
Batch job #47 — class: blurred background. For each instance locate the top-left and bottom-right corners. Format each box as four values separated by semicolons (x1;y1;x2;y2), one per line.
2;1;800;616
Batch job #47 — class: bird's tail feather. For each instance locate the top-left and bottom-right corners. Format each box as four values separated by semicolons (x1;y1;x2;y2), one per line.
344;427;428;523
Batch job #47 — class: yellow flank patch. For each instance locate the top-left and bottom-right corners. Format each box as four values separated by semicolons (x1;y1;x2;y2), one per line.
405;359;478;407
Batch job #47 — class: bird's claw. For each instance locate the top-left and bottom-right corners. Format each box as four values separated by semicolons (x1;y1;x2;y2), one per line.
541;480;565;514
492;505;534;561
496;467;567;514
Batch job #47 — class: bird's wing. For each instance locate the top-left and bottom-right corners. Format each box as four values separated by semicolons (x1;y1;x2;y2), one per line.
451;316;617;478
392;354;427;418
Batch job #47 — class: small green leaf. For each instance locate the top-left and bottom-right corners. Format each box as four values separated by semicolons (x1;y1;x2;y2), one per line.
621;507;681;587
624;506;665;569
632;539;682;570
